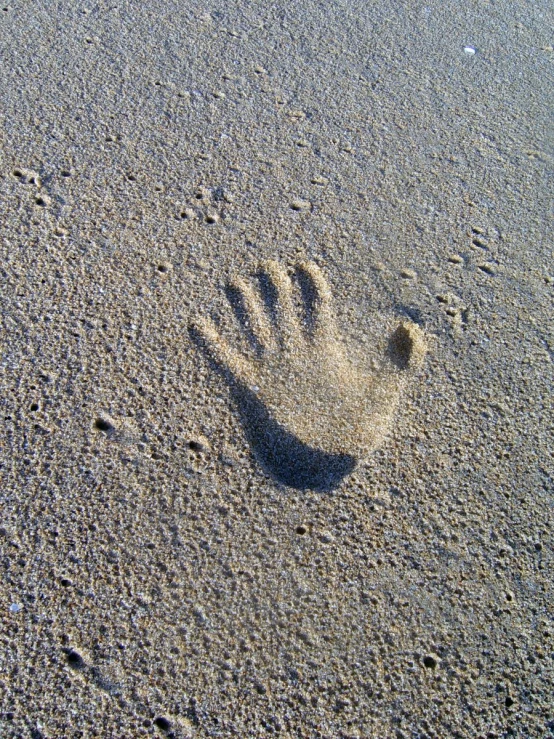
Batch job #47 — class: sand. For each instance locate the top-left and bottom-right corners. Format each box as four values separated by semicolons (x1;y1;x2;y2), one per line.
1;1;553;737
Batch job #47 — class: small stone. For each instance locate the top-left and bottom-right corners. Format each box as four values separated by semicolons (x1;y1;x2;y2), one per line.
472;236;489;249
9;603;22;613
400;268;417;279
318;531;334;544
290;199;311;212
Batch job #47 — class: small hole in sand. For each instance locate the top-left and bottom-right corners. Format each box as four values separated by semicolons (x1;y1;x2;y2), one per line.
30;403;39;411
127;174;136;181
157;264;168;273
13;169;22;178
505;696;514;707
94;418;114;433
205;214;217;224
180;211;188;219
35;197;46;207
66;649;84;667
195;192;203;199
296;525;307;535
423;655;437;669
61;170;71;177
153;717;171;732
188;440;203;452
60;578;72;587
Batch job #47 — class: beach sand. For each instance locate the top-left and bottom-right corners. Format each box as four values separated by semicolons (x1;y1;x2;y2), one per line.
1;1;553;737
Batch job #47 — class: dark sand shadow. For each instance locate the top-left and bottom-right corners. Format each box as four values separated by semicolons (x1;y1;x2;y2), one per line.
232;383;356;491
190;326;355;491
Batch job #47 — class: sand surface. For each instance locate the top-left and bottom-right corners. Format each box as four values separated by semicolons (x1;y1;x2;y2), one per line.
1;1;553;737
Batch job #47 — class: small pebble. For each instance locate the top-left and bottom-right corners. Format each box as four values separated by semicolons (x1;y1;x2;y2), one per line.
464;46;476;55
400;268;417;279
472;237;489;249
290;199;311;212
9;603;22;613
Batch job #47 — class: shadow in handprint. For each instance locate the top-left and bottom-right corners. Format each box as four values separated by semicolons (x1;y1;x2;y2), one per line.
235;381;356;491
191;260;426;491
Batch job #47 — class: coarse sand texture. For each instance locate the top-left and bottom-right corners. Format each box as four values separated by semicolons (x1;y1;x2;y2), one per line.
1;0;553;737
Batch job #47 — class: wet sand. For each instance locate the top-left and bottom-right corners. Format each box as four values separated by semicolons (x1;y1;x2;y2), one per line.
1;1;553;737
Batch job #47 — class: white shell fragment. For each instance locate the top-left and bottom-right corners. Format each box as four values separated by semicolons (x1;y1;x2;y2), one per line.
464;46;476;54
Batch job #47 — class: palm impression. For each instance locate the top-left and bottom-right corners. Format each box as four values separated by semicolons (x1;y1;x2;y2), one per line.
192;260;426;490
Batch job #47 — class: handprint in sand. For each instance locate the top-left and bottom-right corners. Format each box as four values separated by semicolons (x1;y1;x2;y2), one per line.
192;260;426;490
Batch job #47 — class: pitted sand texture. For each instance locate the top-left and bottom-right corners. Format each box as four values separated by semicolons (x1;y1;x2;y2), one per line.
193;261;426;488
1;0;553;737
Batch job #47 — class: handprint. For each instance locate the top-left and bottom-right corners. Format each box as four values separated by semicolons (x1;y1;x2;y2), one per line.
191;260;426;490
